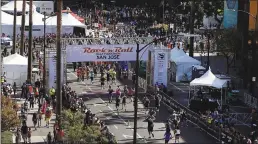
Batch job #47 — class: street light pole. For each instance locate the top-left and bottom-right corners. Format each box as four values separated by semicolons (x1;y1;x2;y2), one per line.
20;0;26;55
229;9;257;97
12;0;17;54
133;43;140;144
189;1;195;57
43;12;46;99
133;38;166;143
56;0;62;126
27;0;33;82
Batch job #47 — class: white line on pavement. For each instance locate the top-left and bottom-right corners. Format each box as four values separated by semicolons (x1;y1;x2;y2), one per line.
137;133;142;138
108;106;113;111
99;110;102;112
169;83;186;93
114;125;118;129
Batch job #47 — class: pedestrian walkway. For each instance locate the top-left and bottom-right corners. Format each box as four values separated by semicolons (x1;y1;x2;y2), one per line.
12;98;55;143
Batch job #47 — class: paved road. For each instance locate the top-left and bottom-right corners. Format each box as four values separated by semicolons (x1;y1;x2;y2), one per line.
68;69;217;143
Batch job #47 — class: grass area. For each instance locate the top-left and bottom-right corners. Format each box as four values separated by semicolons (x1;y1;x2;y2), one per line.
2;131;13;144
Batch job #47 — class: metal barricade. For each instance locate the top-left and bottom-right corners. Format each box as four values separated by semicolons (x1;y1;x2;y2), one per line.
244;93;257;109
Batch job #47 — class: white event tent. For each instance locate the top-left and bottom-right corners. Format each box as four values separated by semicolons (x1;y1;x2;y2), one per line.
189;67;228;107
190;67;227;89
1;11;14;25
1;11;86;36
1;1;30;12
170;48;201;82
45;13;86;34
3;53;28;86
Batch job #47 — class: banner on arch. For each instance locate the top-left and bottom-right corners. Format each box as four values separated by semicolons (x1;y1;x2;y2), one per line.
66;44;150;62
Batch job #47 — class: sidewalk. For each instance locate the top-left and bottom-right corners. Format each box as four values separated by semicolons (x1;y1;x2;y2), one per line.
12;98;56;143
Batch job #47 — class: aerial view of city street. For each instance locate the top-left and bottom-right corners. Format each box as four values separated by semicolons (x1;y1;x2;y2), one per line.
0;0;257;143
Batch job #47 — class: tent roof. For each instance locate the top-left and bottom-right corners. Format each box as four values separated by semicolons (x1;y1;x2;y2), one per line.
173;55;201;64
16;12;44;25
3;53;28;65
190;67;227;88
2;1;30;12
170;48;186;61
1;11;14;25
46;13;85;27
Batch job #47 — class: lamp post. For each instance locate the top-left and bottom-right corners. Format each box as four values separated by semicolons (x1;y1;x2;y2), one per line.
133;36;170;143
12;0;17;54
229;9;257;97
42;12;53;100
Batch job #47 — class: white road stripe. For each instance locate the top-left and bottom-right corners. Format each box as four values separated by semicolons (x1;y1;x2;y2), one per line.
108;106;113;110
99;110;102;112
114;125;118;129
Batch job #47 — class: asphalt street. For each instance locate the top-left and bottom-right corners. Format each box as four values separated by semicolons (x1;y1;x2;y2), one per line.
68;69;217;143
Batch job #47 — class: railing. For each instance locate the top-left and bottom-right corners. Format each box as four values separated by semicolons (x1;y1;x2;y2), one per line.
244;93;257;109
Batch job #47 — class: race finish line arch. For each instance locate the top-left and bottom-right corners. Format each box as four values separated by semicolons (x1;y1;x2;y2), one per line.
47;37;154;88
61;37;154;62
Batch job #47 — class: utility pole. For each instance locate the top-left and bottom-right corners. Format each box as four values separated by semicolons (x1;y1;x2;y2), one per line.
20;0;26;55
12;0;17;54
56;0;62;126
133;43;140;144
43;12;47;102
189;1;195;57
27;0;33;82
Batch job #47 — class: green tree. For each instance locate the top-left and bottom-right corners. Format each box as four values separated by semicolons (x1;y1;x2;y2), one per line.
61;109;113;143
1;96;20;131
212;28;242;74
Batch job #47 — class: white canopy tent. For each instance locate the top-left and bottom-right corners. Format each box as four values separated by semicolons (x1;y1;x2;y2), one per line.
190;67;227;88
3;53;28;86
1;11;14;25
1;11;14;35
189;67;228;108
170;48;186;61
1;1;30;12
45;13;86;34
170;48;201;82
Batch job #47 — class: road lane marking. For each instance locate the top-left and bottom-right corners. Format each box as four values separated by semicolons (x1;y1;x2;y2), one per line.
123;134;133;138
99;110;102;112
169;83;186;93
137;133;142;138
108;106;113;110
114;125;118;129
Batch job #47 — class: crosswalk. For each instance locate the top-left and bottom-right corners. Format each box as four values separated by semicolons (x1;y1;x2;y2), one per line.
12;98;55;143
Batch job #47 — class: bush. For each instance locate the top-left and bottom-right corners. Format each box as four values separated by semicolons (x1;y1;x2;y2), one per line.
61;110;112;143
1;96;20;131
1;131;13;144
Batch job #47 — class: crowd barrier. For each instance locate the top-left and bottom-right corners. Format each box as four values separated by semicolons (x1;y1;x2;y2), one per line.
244;93;257;109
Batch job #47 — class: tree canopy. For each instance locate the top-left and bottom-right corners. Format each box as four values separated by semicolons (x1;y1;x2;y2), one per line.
212;28;242;73
61;109;113;143
1;96;20;131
